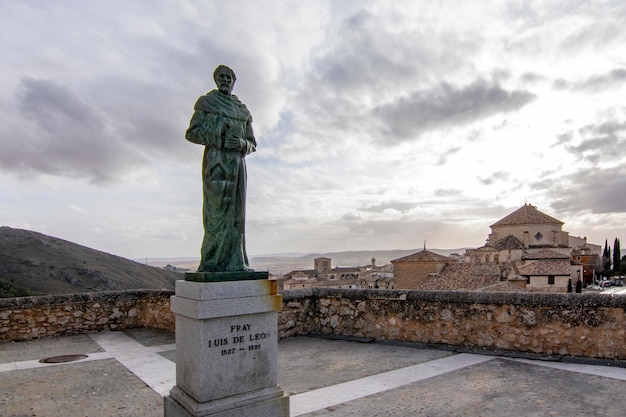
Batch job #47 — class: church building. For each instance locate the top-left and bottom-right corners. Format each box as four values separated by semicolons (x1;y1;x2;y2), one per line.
394;204;601;292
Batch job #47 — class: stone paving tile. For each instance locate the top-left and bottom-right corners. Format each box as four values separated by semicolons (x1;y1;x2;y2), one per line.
157;349;176;362
0;334;103;364
0;358;162;417
300;358;626;417
123;328;175;347
278;336;454;395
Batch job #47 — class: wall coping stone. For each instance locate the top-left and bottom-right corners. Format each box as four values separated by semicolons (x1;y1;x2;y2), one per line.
0;289;175;309
3;287;623;309
303;288;626;308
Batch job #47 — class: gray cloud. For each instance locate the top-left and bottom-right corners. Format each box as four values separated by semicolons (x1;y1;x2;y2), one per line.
577;69;626;91
286;7;487;151
19;78;102;131
521;72;546;83
358;201;418;214
0;74;197;184
554;68;626;92
549;166;626;214
533;118;626;215
559;17;626;54
564;120;626;165
0;78;148;184
479;171;511;186
434;188;462;198
86;76;193;159
312;9;466;95
343;217;445;240
372;79;536;142
437;146;462;165
554;132;573;146
342;211;362;221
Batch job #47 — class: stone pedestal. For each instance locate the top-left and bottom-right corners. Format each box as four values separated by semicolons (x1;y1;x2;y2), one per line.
164;275;289;417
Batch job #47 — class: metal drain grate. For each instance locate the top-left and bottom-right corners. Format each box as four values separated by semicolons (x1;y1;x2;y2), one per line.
39;354;88;364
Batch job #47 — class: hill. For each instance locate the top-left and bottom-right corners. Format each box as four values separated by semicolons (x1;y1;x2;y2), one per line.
0;227;180;297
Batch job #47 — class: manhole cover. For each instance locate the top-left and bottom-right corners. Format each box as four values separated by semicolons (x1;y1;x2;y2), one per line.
39;354;88;364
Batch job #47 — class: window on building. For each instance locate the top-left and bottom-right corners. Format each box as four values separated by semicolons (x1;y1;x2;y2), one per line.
548;275;555;285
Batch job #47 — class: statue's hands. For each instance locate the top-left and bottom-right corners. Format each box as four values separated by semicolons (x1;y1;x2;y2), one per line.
225;135;245;150
221;119;243;150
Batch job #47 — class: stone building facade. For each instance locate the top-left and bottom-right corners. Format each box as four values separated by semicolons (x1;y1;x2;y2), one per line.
570;244;601;284
391;248;452;289
282;257;391;290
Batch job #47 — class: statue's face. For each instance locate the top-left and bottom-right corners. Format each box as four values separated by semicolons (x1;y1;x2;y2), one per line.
215;70;235;94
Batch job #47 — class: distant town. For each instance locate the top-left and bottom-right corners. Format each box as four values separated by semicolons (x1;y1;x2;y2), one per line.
157;204;626;295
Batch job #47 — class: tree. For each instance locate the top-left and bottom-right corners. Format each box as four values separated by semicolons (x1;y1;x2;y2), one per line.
602;239;611;277
613;238;621;274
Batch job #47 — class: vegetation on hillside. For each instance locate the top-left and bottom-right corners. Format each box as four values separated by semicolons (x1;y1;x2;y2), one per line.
0;279;33;298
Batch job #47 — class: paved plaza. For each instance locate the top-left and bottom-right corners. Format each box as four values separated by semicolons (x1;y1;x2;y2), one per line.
1;329;626;416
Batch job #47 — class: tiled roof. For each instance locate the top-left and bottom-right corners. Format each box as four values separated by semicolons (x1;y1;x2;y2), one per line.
493;235;525;250
391;249;453;263
517;259;570;276
471;245;498;252
284;269;316;277
491;204;563;227
283;278;317;285
571;246;600;256
332;267;361;273
413;263;502;291
523;249;570;260
478;281;529;292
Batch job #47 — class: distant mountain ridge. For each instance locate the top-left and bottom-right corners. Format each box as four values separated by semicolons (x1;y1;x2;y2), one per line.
0;227;180;297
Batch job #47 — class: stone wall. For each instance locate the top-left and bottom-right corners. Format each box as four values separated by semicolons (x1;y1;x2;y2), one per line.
278;288;626;360
0;290;174;342
3;287;626;360
279;289;316;338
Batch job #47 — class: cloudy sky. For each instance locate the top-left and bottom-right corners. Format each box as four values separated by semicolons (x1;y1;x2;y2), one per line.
1;1;626;260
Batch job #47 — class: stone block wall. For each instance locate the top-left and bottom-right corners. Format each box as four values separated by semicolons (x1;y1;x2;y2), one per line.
3;287;626;360
282;288;626;360
0;290;174;342
278;289;316;338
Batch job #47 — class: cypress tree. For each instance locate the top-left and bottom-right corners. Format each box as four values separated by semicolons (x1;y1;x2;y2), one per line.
602;239;611;277
613;238;621;274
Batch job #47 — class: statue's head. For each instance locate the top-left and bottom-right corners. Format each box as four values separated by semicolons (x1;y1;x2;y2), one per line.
213;65;236;95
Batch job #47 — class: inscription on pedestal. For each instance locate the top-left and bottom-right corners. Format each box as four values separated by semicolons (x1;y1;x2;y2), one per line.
209;323;270;356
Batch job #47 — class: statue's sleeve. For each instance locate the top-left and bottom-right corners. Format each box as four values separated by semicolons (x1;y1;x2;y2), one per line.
185;110;222;148
243;118;257;155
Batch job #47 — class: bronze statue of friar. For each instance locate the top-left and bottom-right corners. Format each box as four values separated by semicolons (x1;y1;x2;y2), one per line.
185;65;264;280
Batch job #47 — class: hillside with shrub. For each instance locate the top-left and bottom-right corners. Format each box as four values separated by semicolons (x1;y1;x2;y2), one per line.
0;227;180;297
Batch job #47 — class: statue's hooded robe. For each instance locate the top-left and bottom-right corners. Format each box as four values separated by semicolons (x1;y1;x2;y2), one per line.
185;90;256;272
